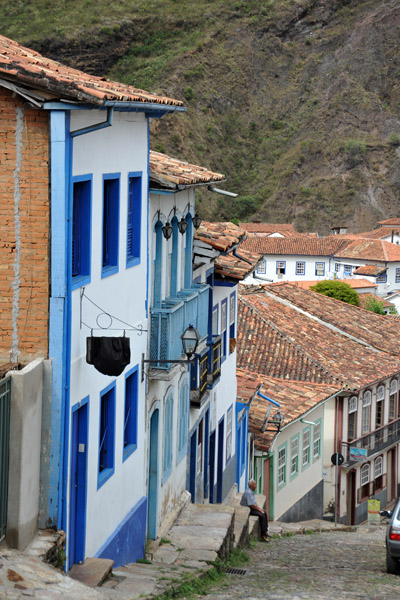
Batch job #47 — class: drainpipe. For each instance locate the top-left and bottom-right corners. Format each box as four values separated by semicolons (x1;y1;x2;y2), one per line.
70;107;113;137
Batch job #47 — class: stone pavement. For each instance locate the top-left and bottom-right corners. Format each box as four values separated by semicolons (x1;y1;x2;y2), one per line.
0;493;359;600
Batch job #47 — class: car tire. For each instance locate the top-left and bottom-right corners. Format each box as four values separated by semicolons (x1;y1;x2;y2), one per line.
386;552;400;575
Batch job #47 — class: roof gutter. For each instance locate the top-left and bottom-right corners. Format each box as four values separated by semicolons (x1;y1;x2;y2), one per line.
70;106;113;137
207;186;238;197
233;248;253;265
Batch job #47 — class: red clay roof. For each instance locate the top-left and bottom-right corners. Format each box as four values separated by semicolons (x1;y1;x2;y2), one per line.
378;218;400;227
291;278;377;290
0;34;183;107
195;221;246;252
149;151;225;189
334;239;400;262
237;284;400;390
239;223;297;234
215;248;263;281
237;368;338;451
241;236;348;256
357;227;400;240
353;264;387;276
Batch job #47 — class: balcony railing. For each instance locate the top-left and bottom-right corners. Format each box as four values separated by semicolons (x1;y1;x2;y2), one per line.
190;349;209;408
208;335;221;385
343;417;400;464
149;284;209;369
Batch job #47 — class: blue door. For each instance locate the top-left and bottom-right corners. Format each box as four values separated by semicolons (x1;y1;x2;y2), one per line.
209;430;216;503
69;401;88;569
189;430;197;502
203;410;209;499
217;418;224;503
147;409;159;539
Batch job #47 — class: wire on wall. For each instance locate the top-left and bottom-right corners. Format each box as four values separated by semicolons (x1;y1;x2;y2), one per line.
80;287;147;335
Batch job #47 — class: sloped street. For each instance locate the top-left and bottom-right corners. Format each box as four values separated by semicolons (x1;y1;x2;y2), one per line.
195;525;398;600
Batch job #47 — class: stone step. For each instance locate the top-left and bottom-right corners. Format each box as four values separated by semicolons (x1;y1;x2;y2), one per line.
69;557;114;587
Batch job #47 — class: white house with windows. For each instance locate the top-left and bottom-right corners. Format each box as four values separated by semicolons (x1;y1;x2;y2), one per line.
241;236;400;296
0;37;190;570
144;152;226;540
237;283;400;524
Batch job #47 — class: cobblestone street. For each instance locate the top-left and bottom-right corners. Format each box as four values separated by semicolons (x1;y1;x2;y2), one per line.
194;525;398;600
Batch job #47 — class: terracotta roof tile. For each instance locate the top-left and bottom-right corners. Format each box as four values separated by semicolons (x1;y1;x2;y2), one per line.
149;151;225;189
239;223;297;234
334;238;400;262
353;264;387;276
194;221;246;252
357;227;400;240
0;34;183;107
237;284;400;390
214;248;263;281
241;236;348;256
237;368;338;451
378;218;400;226
291;278;377;290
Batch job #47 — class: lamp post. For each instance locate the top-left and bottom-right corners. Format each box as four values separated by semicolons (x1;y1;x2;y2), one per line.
142;324;200;373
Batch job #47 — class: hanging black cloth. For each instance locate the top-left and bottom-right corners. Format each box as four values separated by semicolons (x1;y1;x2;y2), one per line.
86;336;130;376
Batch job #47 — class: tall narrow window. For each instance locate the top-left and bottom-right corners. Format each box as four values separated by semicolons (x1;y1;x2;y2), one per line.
313;422;321;460
302;428;311;468
72;177;92;288
221;299;227;360
170;217;179;297
362;390;371;434
315;262;325;276
102;175;120;277
226;406;233;463
348;396;357;441
197;418;203;474
229;292;236;341
376;385;385;428
153;220;163;307
98;383;116;488
177;380;189;462
290;436;299;478
256;260;266;274
126;173;142;267
162;390;174;482
389;380;397;421
296;261;305;276
375;456;383;492
212;305;218;336
360;463;370;500
184;214;193;288
123;366;138;461
278;444;287;486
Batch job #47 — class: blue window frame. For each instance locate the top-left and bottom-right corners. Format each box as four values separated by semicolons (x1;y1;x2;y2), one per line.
72;175;92;290
177;379;189;463
102;174;120;278
315;262;325;276
396;268;400;283
221;298;228;361
376;274;387;283
276;261;286;275
126;173;142;268
229;292;236;343
123;365;138;461
335;263;340;272
170;217;179;297
153;220;163;307
162;389;174;483
212;304;219;336
296;261;305;276
343;264;352;275
98;382;116;488
226;405;233;464
240;416;246;475
184;214;193;288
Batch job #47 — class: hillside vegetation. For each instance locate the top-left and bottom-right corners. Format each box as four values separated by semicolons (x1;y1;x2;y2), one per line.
3;0;400;234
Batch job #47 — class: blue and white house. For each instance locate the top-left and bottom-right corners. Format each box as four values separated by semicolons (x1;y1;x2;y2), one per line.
145;152;226;538
0;42;187;569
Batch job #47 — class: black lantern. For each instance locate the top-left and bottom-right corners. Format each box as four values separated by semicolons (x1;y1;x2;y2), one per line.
162;221;173;240
181;324;200;358
192;213;202;229
178;217;188;235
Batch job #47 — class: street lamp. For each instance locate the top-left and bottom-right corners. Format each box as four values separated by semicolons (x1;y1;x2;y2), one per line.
142;324;200;371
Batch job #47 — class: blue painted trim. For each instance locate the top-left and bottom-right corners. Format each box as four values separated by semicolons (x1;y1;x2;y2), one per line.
101;173;121;279
184;214;193;288
170;217;179;297
153;221;163;307
221;298;228;362
213;280;236;288
276;260;286;274
162;387;174;484
44;101;186;115
177;377;189;464
126;171;143;269
95;496;147;567
314;261;325;277
48;110;71;529
295;261;306;276
71;174;93;291
225;403;233;465
146;121;150;318
123;364;139;462
229;291;236;340
257;390;280;408
97;381;116;489
149;188;176;195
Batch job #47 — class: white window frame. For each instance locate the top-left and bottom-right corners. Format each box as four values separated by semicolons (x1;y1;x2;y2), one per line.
362;390;371;434
256;259;266;274
302;428;311;467
377;385;385;402
375;456;383;479
313;422;321;460
390;379;397;420
290;436;299;477
315;262;325;276
278;445;286;486
360;463;370;486
296;261;305;276
396;267;400;283
349;396;358;413
226;406;232;463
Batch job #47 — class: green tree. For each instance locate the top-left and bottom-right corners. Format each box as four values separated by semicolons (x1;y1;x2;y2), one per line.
310;281;360;306
364;296;385;315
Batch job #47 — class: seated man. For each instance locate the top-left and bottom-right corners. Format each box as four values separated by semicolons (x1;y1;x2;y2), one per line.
240;479;269;542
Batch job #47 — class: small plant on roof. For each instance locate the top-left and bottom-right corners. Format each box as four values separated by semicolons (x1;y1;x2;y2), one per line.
310;280;360;306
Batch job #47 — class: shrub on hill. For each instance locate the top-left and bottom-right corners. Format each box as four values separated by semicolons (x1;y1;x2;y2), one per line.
310;281;360;306
364;296;385;315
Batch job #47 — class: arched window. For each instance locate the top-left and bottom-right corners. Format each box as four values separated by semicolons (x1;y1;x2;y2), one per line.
376;385;385;428
389;379;398;421
348;396;357;441
362;390;371;435
153;220;163;307
162;389;174;482
361;463;370;486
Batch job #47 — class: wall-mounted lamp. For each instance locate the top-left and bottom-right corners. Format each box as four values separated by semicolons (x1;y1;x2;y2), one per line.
142;325;200;371
178;216;188;235
261;408;284;433
162;221;173;240
192;213;202;229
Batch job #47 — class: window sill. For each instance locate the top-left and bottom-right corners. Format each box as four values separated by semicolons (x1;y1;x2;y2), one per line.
72;273;91;291
126;256;141;269
101;265;119;279
123;443;137;462
97;466;115;489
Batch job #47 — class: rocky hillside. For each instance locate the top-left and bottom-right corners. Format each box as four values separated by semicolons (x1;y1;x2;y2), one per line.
3;0;400;234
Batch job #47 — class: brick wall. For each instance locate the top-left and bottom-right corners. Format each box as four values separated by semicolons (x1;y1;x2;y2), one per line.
0;87;50;364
